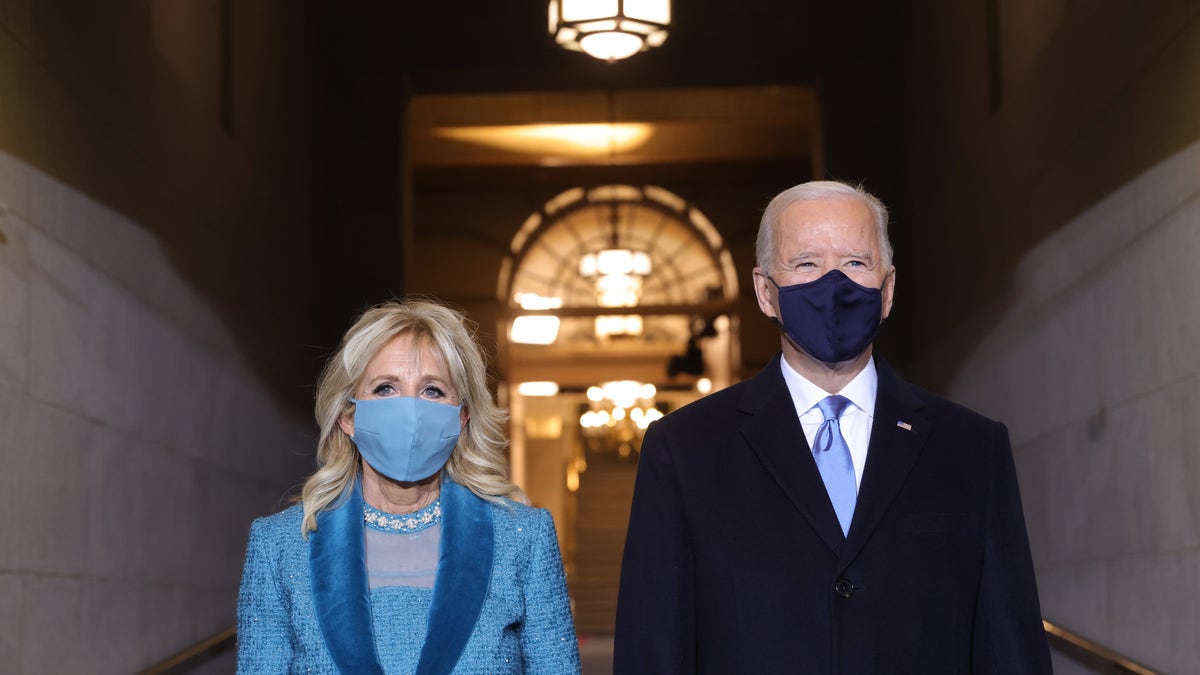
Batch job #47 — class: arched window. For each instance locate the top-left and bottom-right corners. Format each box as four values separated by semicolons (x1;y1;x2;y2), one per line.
500;184;737;347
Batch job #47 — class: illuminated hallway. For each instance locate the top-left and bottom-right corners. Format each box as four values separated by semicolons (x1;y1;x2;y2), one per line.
1;2;1198;673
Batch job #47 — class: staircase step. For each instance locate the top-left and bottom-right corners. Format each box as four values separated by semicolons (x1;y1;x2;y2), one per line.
568;460;638;639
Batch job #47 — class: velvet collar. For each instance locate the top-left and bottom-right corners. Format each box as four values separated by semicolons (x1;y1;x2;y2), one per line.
309;476;495;675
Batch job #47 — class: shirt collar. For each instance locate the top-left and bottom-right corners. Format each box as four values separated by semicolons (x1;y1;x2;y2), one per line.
780;355;879;419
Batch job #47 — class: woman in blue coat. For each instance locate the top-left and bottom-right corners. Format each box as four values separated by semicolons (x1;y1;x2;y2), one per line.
237;298;581;674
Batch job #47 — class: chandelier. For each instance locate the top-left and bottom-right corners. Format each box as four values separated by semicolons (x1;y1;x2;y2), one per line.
579;248;652;307
579;204;652;338
548;0;671;62
579;380;663;457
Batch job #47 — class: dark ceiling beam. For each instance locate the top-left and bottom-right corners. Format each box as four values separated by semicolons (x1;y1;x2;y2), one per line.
413;158;813;191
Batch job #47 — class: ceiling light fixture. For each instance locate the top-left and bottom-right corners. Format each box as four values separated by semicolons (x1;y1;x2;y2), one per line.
579;204;653;338
432;123;652;157
511;293;563;345
548;0;671;62
580;380;662;457
517;381;561;397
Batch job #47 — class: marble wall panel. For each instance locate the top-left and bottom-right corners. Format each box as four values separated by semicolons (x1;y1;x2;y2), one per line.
27;230;94;413
1144;377;1200;552
87;424;201;582
19;576;89;673
0;573;22;667
78;578;144;673
1;396;92;574
0;208;29;390
1108;551;1200;674
1035;560;1110;651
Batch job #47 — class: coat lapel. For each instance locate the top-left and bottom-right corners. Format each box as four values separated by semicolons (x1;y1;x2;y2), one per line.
415;479;495;675
309;477;386;675
739;355;847;553
837;358;929;569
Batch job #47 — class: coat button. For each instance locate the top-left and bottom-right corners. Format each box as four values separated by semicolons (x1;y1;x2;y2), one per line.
834;578;856;598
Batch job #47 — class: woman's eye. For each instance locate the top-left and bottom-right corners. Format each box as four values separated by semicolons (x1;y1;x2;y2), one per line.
421;385;447;399
371;383;396;396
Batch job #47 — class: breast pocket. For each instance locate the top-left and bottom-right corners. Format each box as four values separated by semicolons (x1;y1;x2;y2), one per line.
907;512;981;536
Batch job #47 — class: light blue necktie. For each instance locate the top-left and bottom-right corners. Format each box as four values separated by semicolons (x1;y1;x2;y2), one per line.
814;395;857;536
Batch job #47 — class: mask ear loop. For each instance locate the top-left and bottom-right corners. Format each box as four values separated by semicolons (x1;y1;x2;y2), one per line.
346;398;359;440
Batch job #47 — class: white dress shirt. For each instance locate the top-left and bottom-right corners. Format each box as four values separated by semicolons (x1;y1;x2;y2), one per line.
779;356;878;489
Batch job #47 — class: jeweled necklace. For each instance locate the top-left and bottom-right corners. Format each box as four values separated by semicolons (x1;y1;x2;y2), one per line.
363;497;442;534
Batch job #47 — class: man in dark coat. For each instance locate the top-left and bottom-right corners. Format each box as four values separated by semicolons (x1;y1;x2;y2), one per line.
614;181;1052;674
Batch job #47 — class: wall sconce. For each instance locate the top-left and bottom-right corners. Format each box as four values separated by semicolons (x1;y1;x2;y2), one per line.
548;0;671;62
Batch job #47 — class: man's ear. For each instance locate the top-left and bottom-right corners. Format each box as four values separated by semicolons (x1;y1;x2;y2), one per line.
753;268;778;320
881;266;896;320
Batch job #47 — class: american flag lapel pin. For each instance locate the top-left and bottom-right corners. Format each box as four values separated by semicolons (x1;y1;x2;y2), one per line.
896;420;913;431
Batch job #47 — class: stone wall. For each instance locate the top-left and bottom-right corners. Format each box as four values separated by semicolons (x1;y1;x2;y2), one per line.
942;139;1200;674
0;2;322;671
899;3;1200;672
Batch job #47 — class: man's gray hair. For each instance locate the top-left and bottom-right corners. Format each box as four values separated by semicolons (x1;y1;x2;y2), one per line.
755;181;892;274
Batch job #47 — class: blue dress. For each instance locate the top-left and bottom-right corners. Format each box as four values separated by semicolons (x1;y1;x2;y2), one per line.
237;479;581;674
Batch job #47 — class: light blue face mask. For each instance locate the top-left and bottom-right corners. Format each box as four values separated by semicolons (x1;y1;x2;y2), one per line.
349;396;463;483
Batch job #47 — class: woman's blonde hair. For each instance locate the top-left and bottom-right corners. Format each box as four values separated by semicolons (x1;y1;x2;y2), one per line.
299;297;526;535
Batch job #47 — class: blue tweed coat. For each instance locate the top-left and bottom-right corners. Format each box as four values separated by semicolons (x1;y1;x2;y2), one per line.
237;479;581;674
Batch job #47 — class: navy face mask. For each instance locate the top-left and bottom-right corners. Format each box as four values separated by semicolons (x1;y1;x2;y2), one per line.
349;396;462;482
768;269;885;364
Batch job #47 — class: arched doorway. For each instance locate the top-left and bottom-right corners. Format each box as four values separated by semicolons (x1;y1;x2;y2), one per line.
498;184;738;635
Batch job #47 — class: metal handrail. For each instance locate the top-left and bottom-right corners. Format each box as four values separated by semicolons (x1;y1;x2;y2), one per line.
134;619;1162;674
1042;619;1160;674
135;625;236;675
